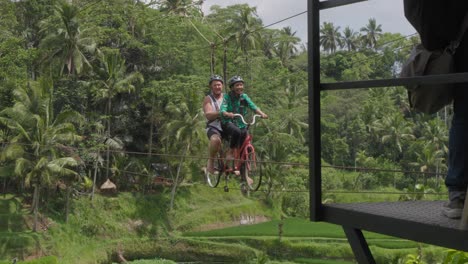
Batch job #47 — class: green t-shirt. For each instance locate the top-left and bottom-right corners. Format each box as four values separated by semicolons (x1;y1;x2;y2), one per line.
220;92;258;129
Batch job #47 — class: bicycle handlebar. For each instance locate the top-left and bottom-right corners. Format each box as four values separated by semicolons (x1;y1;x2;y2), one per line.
232;114;262;125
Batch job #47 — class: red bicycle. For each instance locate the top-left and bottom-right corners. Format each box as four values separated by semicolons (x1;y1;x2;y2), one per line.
205;114;263;193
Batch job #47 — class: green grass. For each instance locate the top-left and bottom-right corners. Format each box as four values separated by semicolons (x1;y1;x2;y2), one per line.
42;192;172;264
294;258;354;264
0;187;450;264
0;256;58;264
170;184;277;231
122;260;176;264
185;217;392;240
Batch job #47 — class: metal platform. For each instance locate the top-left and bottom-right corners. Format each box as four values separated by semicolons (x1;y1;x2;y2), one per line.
307;0;468;262
322;201;468;251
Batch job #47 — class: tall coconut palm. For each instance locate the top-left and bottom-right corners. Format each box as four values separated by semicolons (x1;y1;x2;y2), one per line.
275;26;300;67
420;119;448;153
320;22;342;53
371;112;415;160
0;79;82;231
412;144;446;186
342;26;360;51
162;88;205;210
419;119;449;183
39;1;96;76
260;29;277;59
360;18;382;49
226;5;262;55
92;50;143;179
159;0;203;16
277;78;308;142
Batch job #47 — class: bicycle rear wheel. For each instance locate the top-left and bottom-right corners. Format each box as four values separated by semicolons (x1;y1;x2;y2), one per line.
241;146;262;191
206;153;223;188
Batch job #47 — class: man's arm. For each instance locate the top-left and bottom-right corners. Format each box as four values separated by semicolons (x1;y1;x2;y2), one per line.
203;96;219;121
255;108;268;119
243;94;267;119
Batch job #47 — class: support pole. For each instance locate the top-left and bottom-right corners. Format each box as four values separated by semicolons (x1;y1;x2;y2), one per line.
343;226;376;264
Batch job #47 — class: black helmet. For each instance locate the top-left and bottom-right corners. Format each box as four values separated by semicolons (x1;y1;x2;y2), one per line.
209;75;224;85
228;75;244;88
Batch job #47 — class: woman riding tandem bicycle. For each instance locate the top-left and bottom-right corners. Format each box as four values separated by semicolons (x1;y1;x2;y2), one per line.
220;76;268;175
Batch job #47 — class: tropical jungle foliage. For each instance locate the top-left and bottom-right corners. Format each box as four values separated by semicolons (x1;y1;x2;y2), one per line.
0;0;457;262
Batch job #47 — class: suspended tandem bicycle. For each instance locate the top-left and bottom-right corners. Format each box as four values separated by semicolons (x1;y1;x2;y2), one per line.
205;114;264;193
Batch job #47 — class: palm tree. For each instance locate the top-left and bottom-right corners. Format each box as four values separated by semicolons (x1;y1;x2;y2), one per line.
275;26;300;67
162;88;206;210
411;144;446;186
320;22;342;53
371;112;415;161
260;29;277;59
342;26;360;51
226;5;262;55
39;1;96;76
354;150;375;188
419;119;449;184
277;79;308;142
159;0;203;16
420;119;448;153
92;50;143;179
360;18;382;49
0;79;82;231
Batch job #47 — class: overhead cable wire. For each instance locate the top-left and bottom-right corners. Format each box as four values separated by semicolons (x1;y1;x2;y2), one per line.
183;10;309;54
9;151;447;196
73;163;446;196
1;141;448;177
259;11;307;31
188;19;213;44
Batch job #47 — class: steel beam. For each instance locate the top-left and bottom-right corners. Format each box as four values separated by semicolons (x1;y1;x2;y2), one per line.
308;0;322;221
319;0;367;10
321;72;468;91
343;227;376;264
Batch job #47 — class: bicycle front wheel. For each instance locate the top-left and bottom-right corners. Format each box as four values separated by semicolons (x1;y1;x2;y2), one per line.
241;146;262;191
206;153;223;188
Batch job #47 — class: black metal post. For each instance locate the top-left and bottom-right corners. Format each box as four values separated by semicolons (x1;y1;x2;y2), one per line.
319;0;367;10
343;226;376;264
309;0;322;221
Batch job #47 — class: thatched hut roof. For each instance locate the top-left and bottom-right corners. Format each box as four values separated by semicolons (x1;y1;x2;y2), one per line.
100;179;116;190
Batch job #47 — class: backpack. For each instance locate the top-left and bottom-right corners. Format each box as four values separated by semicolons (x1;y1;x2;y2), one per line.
402;1;468;114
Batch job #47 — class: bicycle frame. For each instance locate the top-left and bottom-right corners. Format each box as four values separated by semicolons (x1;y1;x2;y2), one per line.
234;134;255;172
205;114;262;192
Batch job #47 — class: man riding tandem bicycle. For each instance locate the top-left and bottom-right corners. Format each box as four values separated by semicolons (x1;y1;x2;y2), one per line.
204;75;268;193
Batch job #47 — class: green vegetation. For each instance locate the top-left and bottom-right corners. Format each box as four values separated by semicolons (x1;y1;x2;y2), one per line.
0;256;58;264
0;0;461;263
0;185;453;263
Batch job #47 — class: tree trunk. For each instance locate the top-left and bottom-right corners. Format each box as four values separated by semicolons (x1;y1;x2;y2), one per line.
146;101;155;192
169;144;189;211
65;186;70;223
3;178;6;197
106;95;112;179
32;184;39;232
91;154;99;201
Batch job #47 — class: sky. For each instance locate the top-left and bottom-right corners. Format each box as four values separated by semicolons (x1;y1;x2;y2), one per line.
200;0;416;44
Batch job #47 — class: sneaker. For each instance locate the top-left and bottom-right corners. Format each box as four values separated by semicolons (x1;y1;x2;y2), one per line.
441;198;464;219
